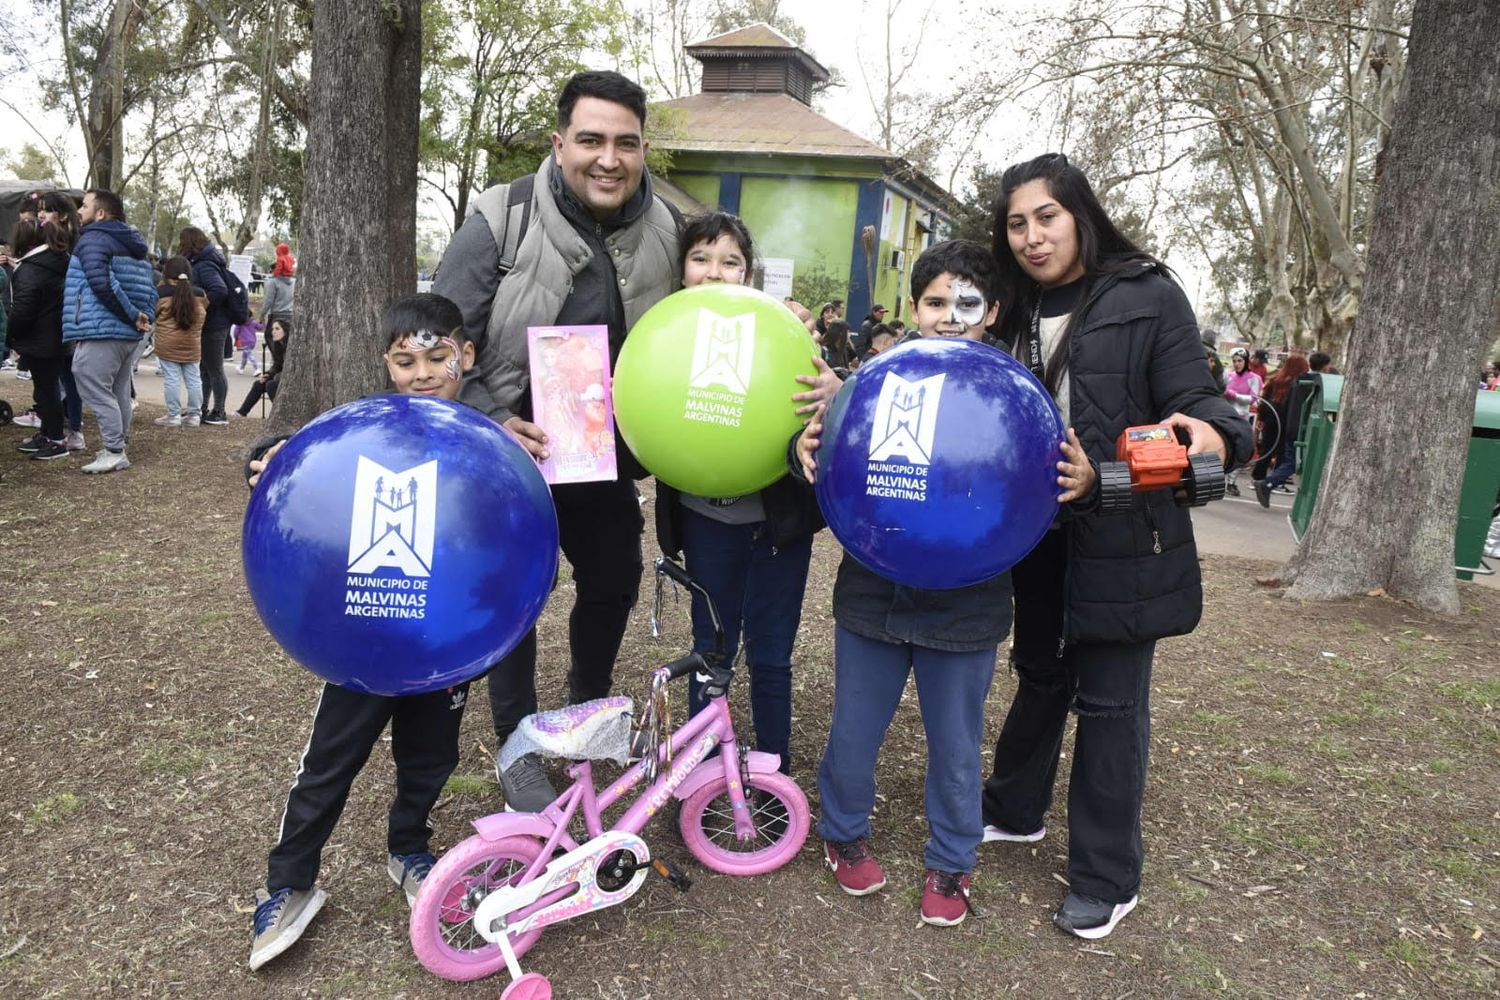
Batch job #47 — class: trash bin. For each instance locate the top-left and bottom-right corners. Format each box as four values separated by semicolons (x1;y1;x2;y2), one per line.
1290;374;1500;580
1289;374;1342;540
1455;389;1500;579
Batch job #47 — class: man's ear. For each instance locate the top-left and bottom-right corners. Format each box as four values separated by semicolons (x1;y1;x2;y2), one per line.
550;131;564;157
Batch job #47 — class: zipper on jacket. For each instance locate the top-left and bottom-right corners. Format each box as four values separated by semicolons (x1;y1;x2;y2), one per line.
1144;503;1162;554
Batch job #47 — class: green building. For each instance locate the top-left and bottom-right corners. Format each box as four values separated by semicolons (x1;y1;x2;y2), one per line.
655;23;956;325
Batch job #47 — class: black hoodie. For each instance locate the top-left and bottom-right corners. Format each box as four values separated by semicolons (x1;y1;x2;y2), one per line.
7;247;70;359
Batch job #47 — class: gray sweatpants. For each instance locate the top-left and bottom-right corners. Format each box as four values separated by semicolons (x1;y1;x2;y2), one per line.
72;338;139;452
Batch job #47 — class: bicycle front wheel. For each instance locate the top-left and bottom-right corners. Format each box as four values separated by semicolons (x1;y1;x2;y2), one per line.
409;833;546;982
679;771;809;876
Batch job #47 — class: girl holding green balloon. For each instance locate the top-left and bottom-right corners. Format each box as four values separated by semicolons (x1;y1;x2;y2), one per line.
652;212;826;775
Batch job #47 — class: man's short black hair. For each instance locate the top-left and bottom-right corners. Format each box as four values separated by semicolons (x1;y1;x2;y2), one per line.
1309;351;1332;372
909;239;1001;307
383;292;466;349
557;71;648;132
85;188;126;222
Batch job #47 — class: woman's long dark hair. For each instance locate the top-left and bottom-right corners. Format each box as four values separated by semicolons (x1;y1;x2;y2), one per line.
158;255;202;331
11;219;71;256
39;191;80;249
990;153;1167;389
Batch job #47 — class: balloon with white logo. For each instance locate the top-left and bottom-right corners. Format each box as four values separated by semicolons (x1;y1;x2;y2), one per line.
612;284;818;497
242;394;559;695
814;338;1063;589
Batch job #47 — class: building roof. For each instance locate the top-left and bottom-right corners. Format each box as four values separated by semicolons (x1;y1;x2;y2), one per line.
685;22;830;83
652;174;709;216
656;92;894;160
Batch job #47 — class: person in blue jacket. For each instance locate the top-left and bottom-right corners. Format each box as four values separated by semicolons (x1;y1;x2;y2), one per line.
61;188;156;475
179;226;234;425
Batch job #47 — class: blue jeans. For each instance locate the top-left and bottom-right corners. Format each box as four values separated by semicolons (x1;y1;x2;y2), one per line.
159;361;202;417
680;507;813;773
817;625;997;873
61;364;82;433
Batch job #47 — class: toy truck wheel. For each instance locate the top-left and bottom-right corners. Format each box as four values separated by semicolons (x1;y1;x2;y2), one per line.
1185;452;1227;506
1097;460;1135;514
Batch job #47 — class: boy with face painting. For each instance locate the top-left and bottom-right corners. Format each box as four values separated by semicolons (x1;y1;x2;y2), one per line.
245;293;481;972
791;240;1077;926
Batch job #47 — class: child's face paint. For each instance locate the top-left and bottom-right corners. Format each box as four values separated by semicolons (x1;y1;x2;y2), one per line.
386;333;475;400
911;272;998;342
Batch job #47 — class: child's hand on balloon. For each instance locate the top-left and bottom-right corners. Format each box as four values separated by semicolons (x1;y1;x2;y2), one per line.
503;416;550;461
797;405;825;483
248;439;287;489
1056;428;1096;503
792;356;842;417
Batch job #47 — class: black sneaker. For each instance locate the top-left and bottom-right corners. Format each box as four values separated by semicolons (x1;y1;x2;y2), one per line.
1253;479;1271;508
31;439;70;461
1053;891;1138;940
16;432;45;453
203;410;229;426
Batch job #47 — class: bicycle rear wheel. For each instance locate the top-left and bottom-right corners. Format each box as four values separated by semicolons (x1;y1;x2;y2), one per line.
679;771;809;876
409;833;546;982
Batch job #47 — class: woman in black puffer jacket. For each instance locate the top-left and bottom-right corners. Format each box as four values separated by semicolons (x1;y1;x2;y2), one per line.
7;220;73;458
981;154;1252;940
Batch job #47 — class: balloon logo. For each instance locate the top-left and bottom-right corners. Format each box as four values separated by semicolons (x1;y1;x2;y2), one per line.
613;284;817;497
815;338;1063;589
242;395;559;694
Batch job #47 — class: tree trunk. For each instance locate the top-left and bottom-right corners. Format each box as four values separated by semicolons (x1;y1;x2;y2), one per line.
1282;0;1500;614
84;0;141;189
271;0;421;431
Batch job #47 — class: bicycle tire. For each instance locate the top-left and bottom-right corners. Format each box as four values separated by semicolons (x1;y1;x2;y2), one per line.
678;771;809;876
409;833;547;982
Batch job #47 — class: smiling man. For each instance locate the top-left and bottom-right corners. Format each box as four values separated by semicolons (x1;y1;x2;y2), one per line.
433;70;681;812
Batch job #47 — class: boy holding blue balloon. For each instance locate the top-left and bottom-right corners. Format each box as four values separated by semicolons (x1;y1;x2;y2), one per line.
793;240;1092;926
246;294;483;971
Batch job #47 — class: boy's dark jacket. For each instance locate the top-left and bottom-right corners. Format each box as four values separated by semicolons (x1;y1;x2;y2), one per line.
654;478;825;560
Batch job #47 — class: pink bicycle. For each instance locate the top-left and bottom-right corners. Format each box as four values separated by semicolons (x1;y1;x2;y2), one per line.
409;558;811;995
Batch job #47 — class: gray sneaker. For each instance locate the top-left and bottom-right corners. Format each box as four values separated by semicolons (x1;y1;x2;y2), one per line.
81;448;129;474
248;886;327;971
387;851;436;906
499;752;558;813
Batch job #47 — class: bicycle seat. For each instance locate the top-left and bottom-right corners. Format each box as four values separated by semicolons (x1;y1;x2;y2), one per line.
500;696;636;768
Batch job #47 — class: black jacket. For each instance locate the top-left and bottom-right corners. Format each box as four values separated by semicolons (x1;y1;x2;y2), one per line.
6;248;69;360
654;477;825;561
1020;265;1253;644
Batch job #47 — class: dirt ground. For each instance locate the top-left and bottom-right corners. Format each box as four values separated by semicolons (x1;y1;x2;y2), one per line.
0;380;1495;999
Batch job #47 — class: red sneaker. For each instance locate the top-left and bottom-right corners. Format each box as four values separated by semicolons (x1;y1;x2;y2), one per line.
921;869;973;926
823;838;886;896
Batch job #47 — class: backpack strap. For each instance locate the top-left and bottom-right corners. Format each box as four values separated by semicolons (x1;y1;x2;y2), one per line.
471;173;536;280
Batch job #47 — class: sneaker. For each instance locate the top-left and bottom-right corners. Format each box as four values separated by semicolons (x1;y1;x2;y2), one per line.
248;886;328;971
64;431;86;451
154;413;182;427
1224;479;1241;497
14;369;31;381
13;410;41;428
81;448;130;474
31;439;69;461
182;413;201;427
921;870;973;926
16;432;46;453
499;753;558;813
236;364;247;373
0;358;13;370
982;823;1046;844
387;851;437;906
823;838;887;896
1253;479;1271;508
203;410;229;426
1053;892;1138;940
1270;484;1294;495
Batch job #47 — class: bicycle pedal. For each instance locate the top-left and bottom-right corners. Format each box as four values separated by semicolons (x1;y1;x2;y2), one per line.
651;857;693;892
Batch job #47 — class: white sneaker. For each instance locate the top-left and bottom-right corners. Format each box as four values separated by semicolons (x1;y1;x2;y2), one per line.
81;449;130;474
154;414;182;427
183;413;201;427
982;823;1046;844
64;431;86;451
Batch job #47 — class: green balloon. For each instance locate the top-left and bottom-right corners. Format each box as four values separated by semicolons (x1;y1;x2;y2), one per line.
614;284;818;497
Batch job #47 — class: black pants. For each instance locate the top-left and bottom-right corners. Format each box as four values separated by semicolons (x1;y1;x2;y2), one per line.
237;373;280;416
266;680;470;891
200;326;229;414
487;477;644;743
24;354;66;441
984;528;1156;904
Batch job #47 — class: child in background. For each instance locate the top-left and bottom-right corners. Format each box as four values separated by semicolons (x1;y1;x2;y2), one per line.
151;256;206;427
247;293;480;971
234;315;263;373
793;239;1093;927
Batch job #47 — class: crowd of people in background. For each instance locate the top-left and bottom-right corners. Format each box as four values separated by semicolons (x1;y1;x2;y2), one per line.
0;187;294;470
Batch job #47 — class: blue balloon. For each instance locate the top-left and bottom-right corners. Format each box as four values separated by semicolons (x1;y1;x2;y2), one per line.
242;395;559;695
815;338;1063;589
